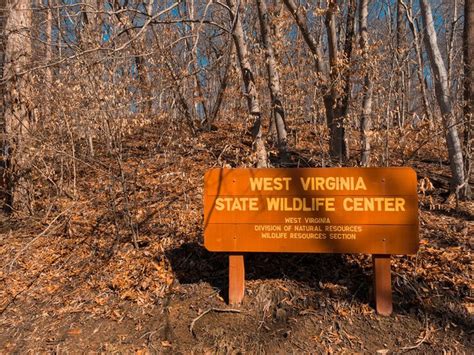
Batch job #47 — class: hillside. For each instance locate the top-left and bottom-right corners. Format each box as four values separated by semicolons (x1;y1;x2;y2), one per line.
0;119;472;353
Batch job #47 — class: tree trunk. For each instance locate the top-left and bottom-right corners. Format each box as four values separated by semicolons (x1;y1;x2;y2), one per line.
396;0;407;127
256;0;288;157
283;0;347;164
45;1;53;83
0;0;6;192
340;0;356;118
324;1;349;163
419;0;467;197
114;1;153;114
402;0;432;123
147;20;195;132
1;0;33;212
396;0;406;59
81;0;103;46
208;43;233;128
447;0;458;89
226;0;268;168
186;0;208;124
43;0;53;122
0;0;6;111
463;0;473;198
359;0;373;166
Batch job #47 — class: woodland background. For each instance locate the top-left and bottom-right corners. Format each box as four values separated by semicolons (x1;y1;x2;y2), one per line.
0;0;472;352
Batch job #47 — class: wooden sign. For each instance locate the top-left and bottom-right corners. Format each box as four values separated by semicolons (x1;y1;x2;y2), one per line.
203;168;420;315
204;168;419;254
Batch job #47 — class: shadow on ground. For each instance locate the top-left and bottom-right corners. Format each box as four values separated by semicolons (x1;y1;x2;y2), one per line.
166;242;473;338
166;242;372;305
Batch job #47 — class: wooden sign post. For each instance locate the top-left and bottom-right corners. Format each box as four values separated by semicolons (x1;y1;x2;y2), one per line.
203;168;419;316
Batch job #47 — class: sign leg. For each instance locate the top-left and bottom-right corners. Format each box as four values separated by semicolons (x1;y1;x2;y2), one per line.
228;254;245;305
373;254;392;316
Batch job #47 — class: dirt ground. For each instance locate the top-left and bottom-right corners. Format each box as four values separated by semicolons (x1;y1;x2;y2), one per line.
0;122;472;353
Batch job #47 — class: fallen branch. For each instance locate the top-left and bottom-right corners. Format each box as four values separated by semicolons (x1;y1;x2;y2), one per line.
190;308;242;337
6;205;75;272
400;314;430;351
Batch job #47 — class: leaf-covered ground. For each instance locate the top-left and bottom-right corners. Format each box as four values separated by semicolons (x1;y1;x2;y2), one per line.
0;120;472;352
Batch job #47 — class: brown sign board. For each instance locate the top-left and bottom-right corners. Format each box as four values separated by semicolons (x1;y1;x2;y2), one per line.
204;168;419;254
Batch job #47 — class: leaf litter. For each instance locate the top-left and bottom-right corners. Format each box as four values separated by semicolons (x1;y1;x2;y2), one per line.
0;120;472;353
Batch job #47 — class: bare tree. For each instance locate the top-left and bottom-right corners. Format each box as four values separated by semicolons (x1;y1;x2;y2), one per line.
419;0;467;197
208;43;233;129
464;0;473;198
81;0;102;46
395;0;407;126
283;0;347;164
112;0;153;114
446;0;458;89
256;0;288;157
360;0;373;166
226;0;268;168
325;0;349;163
0;0;5;105
1;0;33;212
401;0;433;123
45;0;53;84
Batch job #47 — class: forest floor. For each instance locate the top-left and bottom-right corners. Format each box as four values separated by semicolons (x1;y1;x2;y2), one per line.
0;120;472;353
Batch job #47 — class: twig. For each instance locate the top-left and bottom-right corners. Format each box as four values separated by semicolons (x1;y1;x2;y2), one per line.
7;207;73;272
217;144;230;164
0;2;181;85
400;314;430;351
189;308;242;337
